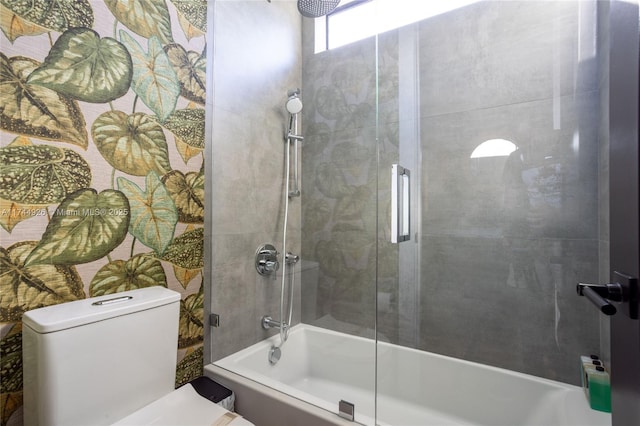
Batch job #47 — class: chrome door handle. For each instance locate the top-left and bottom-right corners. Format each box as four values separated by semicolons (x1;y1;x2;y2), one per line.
391;164;410;243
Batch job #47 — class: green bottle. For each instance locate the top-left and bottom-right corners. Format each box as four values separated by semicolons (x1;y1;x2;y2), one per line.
580;355;602;390
585;365;611;413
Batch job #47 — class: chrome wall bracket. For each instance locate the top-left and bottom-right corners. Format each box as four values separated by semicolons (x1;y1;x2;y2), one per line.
338;400;355;421
210;313;220;328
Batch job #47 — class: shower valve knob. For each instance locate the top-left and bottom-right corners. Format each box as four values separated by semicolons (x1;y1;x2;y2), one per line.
256;244;279;276
259;260;278;271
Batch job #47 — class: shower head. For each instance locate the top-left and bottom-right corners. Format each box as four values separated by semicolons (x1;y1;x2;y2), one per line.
286;91;303;114
297;0;341;18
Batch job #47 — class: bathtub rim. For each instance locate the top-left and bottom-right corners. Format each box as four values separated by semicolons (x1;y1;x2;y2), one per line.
204;363;358;426
208;323;611;426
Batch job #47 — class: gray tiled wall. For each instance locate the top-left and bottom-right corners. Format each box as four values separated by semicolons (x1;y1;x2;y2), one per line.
417;0;602;384
210;0;303;362
301;0;604;384
300;35;381;338
211;0;606;386
597;0;611;365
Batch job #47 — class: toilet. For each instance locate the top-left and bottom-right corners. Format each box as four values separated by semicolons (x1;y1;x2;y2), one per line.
22;286;252;426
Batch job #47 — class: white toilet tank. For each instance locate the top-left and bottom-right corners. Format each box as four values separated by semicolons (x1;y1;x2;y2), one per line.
22;286;181;426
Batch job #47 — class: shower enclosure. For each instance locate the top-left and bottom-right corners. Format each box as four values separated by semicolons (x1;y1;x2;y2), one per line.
206;0;632;424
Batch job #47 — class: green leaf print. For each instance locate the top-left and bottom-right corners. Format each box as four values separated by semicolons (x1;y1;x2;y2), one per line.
173;261;200;289
161;170;204;223
178;286;204;348
92;111;172;176
170;0;207;33
161;108;205;149
89;255;167;297
120;31;180;122
315;162;354;199
0;5;48;42
316;85;348;120
0;145;91;205
105;0;174;45
175;346;203;388
27;28;132;104
164;43;206;104
176;8;204;41
0;54;88;148
302;197;331;234
316;239;347;279
0;0;94;33
0;324;22;394
1;392;22;426
334;185;372;222
0;323;23;425
0;241;85;322
24;189;130;266
160;227;203;269
117;172;178;256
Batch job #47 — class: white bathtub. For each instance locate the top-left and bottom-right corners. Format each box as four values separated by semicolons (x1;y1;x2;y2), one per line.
209;324;611;426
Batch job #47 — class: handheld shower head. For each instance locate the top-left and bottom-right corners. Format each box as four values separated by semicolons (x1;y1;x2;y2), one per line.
286;91;303;114
297;0;341;18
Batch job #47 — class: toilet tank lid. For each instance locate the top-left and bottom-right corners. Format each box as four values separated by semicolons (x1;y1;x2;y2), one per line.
22;287;181;334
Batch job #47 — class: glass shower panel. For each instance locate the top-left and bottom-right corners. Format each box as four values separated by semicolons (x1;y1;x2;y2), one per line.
300;17;379;423
377;0;603;424
209;0;377;423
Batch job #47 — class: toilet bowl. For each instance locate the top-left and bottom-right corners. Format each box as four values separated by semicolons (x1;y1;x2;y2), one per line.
22;287;253;426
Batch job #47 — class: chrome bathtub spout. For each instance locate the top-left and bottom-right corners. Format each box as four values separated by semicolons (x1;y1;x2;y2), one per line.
261;315;289;332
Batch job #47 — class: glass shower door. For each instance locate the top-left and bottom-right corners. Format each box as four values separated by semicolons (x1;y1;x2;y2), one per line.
377;1;606;425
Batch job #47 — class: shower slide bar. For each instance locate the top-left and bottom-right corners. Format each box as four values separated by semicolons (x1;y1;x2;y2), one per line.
261;250;300;365
258;91;305;365
287;133;302;198
286;90;303;198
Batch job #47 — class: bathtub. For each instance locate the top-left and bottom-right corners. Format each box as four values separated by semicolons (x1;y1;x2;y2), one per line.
207;324;611;426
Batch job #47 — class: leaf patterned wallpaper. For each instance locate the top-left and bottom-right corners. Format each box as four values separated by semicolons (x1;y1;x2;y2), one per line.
0;1;207;424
